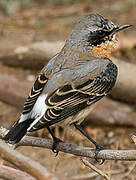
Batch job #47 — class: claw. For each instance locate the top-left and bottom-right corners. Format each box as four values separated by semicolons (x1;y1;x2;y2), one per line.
52;137;63;156
52;148;59;156
94;145;105;164
99;159;105;165
73;123;106;164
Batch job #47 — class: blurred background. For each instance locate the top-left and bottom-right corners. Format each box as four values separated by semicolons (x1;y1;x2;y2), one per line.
0;0;136;180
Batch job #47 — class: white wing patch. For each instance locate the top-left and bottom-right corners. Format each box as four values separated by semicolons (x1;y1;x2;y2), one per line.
19;94;48;131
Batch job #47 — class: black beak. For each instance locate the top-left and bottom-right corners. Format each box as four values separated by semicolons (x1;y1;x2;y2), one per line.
113;24;132;34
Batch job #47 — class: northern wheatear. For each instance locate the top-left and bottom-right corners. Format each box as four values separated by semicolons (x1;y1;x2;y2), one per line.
3;14;131;156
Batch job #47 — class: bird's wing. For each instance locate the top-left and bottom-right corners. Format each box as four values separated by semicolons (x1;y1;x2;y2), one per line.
30;61;117;131
22;73;48;114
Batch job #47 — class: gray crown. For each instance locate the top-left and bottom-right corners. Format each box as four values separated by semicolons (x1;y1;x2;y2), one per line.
66;14;116;50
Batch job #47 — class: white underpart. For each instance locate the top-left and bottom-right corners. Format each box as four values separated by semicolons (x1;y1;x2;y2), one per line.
19;94;48;131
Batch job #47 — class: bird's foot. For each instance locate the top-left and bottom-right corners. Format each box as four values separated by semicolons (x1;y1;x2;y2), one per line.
52;137;63;156
94;144;105;165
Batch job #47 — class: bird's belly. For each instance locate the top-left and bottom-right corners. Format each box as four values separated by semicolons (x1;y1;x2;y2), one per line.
59;103;97;127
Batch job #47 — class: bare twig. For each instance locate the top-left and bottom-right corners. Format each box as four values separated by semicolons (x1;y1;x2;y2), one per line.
20;136;136;161
81;158;110;180
70;169;124;179
0;127;136;161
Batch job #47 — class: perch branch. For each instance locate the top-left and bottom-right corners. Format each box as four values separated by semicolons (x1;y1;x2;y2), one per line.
0;127;136;161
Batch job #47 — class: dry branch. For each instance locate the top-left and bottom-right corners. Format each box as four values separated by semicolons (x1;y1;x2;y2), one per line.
70;169;124;180
0;164;36;180
0;138;58;180
0;128;136;161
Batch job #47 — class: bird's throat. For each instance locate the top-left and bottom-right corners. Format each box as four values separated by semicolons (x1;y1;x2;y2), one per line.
91;38;118;59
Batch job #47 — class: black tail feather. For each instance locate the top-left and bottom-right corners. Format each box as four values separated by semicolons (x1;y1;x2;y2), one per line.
3;119;34;144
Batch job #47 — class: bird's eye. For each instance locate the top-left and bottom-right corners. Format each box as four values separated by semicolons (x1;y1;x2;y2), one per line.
98;30;103;34
97;30;104;36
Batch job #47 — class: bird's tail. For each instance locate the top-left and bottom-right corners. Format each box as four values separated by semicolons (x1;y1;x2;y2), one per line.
3;119;34;144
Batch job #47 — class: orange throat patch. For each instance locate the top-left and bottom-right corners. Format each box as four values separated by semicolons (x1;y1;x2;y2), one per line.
91;38;118;59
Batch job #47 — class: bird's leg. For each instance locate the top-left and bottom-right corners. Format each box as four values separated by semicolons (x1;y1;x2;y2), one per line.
74;123;105;164
46;126;63;156
74;123;104;149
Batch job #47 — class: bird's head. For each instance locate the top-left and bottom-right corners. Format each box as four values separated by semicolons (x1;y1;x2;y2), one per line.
66;14;132;58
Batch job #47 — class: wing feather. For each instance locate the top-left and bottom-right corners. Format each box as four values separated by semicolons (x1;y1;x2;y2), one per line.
22;73;48;114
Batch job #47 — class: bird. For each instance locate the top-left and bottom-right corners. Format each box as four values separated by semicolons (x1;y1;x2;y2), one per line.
3;13;131;156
